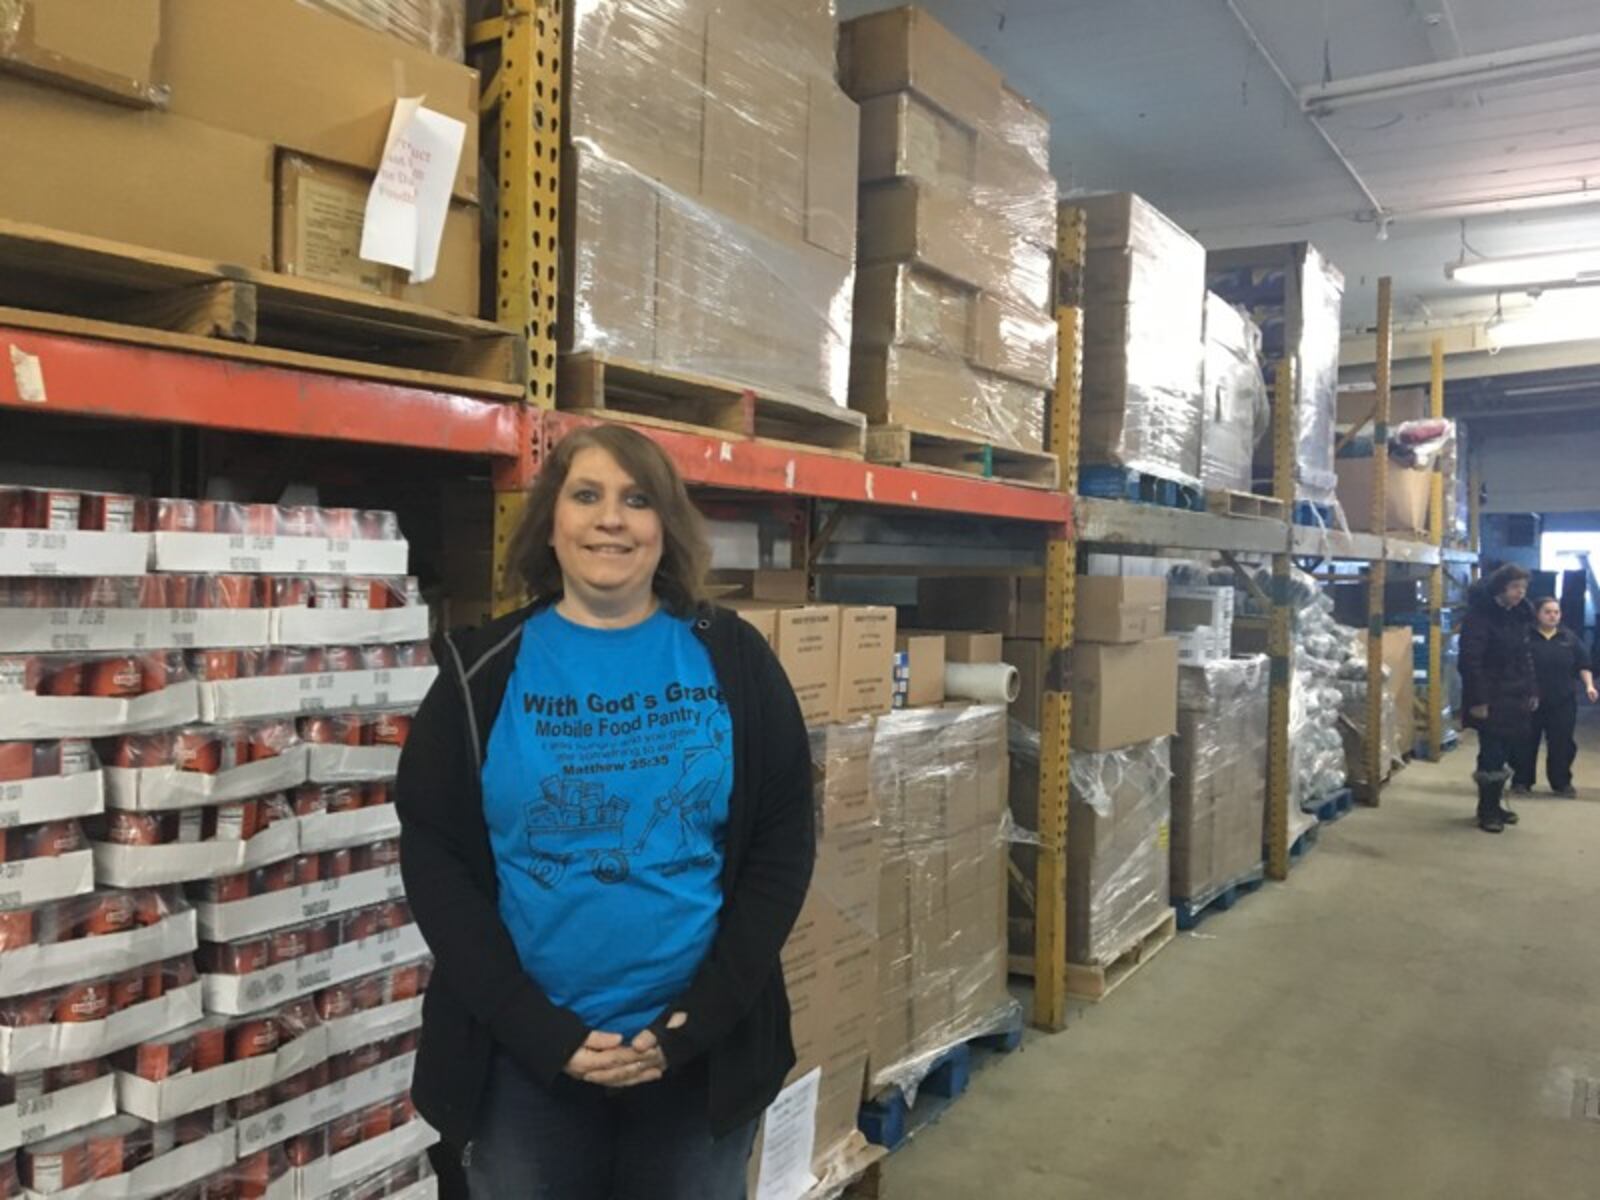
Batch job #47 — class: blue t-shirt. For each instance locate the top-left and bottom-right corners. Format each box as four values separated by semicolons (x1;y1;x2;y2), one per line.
480;605;731;1037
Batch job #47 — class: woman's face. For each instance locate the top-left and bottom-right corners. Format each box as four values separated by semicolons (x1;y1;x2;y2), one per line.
1502;578;1529;606
550;447;664;607
1539;601;1562;630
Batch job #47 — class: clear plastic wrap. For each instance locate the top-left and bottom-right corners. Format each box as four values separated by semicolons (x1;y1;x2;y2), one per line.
1075;192;1207;486
299;0;464;58
1207;243;1345;505
1066;737;1172;966
868;705;1017;1099
849;344;1047;452
1200;294;1266;493
1171;657;1268;906
565;0;857;409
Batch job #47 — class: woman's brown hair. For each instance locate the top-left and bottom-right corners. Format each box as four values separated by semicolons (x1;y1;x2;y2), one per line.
504;423;710;616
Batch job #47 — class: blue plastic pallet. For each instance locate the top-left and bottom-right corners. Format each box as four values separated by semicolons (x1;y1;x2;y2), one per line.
1173;866;1267;931
858;1023;1024;1152
1079;465;1204;512
1289;823;1321;862
1306;787;1354;824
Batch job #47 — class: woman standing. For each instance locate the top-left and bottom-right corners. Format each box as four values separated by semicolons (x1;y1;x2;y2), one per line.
1459;563;1538;833
1512;596;1596;798
397;424;814;1198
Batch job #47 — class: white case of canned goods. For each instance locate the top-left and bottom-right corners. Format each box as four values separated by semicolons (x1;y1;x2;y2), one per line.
0;908;197;999
296;807;401;856
0;683;201;741
233;1050;416;1156
0;773;104;832
23;1126;236;1199
270;607;429;648
104;750;310;812
0;853;95;912
288;1118;439;1200
91;821;300;889
198;669;436;723
324;995;424;1057
202;925;428;1017
304;746;400;784
0;610;271;655
195;866;406;942
0;1073;116;1154
0;982;201;1076
0;531;149;578
115;1019;334;1125
150;534;409;577
386;1177;440;1200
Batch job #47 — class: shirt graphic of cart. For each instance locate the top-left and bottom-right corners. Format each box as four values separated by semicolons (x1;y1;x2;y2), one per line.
522;775;631;890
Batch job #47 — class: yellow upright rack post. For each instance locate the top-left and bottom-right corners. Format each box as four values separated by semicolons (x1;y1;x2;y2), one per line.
1364;277;1393;803
1425;337;1446;760
1266;361;1296;880
1035;204;1085;1031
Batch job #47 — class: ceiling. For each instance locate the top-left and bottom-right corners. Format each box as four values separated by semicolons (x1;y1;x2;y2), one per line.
835;0;1600;333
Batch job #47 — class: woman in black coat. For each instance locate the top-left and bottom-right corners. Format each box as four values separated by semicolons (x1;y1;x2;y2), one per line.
1512;596;1597;798
1458;563;1537;832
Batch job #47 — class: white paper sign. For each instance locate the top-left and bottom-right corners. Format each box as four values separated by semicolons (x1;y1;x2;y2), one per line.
359;97;467;283
756;1067;821;1200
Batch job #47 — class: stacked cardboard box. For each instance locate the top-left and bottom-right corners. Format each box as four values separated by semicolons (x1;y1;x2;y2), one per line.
565;0;858;408
303;0;465;58
1200;294;1266;494
1167;583;1236;666
1171;656;1268;906
839;7;1056;452
729;600;897;726
0;0;481;313
1337;628;1412;784
750;721;879;1195
1208;242;1346;506
869;705;1011;1097
1074;192;1207;486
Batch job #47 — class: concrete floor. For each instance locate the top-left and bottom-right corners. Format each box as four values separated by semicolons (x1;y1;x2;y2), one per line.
892;712;1600;1199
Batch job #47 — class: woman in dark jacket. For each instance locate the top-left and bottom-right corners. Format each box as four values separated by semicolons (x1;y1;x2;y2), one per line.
1458;563;1537;832
1512;596;1597;798
396;424;814;1198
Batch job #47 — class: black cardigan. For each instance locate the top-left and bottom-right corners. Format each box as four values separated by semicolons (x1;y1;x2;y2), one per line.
395;602;814;1146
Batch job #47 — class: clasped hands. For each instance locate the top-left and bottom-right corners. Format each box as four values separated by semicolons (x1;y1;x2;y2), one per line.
564;1010;686;1088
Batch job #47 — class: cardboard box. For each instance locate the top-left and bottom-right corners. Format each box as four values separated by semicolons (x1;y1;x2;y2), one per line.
858;90;976;189
858;180;1050;306
775;606;842;725
917;576;1044;638
726;602;778;648
1336;458;1433;536
837;606;897;720
0;76;275;270
159;0;480;203
937;631;1004;663
972;292;1057;389
1071;639;1179;752
1166;585;1235;666
850;344;1048;452
1003;637;1044;731
1337;386;1427;428
838;6;1005;132
0;0;163;105
274;154;480;315
708;569;809;604
893;633;945;708
1075;576;1167;644
852;261;975;355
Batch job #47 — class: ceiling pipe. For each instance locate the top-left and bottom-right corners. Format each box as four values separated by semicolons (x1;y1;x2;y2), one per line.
1223;0;1389;221
1301;32;1600;113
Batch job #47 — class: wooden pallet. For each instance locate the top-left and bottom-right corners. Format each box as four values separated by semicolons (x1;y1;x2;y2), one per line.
558;352;866;457
1206;488;1287;520
1063;908;1177;1002
864;426;1059;488
0;219;524;398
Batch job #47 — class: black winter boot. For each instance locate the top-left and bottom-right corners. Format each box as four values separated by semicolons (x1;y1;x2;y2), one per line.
1475;769;1509;833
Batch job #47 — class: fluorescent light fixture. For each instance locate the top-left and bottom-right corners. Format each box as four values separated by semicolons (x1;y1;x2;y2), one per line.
1446;247;1600;286
1301;33;1600;113
1486;290;1600;349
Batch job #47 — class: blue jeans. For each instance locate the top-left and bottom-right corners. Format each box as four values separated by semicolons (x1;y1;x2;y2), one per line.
464;1053;758;1200
1477;728;1512;775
